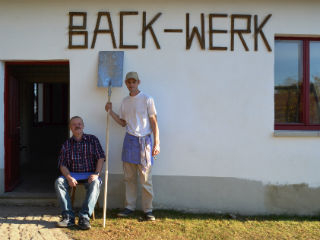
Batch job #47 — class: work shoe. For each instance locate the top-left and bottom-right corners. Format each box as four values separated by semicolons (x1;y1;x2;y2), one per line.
117;208;134;217
78;217;91;230
145;211;156;221
56;214;75;228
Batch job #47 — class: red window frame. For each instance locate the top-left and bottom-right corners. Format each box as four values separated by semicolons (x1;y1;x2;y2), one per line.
275;36;320;130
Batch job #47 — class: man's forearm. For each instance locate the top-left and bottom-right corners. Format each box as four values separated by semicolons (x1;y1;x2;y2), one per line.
60;165;71;179
150;116;160;145
95;158;104;174
60;165;78;187
109;110;126;127
88;158;105;183
150;115;160;156
152;126;159;146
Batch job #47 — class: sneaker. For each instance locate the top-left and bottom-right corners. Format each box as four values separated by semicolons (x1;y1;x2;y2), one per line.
145;211;155;221
78;217;91;230
117;208;134;217
56;214;75;228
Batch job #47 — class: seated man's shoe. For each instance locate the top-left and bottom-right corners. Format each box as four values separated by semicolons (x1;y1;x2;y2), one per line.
56;214;75;228
117;208;134;217
78;217;91;230
145;211;156;221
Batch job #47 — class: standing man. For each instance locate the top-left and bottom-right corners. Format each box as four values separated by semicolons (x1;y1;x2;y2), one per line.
55;116;105;230
105;71;160;221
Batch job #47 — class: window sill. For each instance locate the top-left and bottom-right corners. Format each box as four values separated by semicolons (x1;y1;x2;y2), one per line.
274;130;320;137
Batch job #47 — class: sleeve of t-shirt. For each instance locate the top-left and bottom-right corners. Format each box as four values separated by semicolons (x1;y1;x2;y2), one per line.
93;136;106;160
57;143;67;169
147;97;157;117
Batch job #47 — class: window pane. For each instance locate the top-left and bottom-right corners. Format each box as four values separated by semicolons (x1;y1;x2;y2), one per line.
38;83;44;122
33;83;38;123
275;40;303;124
309;41;320;124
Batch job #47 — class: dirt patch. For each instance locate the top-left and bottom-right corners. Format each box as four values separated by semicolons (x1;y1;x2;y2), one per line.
0;205;71;240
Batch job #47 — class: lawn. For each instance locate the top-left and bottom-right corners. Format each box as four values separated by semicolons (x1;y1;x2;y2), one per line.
63;209;320;240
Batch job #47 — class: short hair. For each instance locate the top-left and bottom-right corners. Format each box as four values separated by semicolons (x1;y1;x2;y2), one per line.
69;116;84;125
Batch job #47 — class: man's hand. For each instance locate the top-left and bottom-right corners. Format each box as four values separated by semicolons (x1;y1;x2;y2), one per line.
105;102;112;113
152;144;160;156
67;177;78;187
88;174;99;183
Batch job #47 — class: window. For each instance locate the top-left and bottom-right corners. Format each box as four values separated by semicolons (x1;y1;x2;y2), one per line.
33;82;68;125
275;37;320;130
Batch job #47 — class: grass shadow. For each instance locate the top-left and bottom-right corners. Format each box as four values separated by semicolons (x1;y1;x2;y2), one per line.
0;217;59;229
90;208;320;222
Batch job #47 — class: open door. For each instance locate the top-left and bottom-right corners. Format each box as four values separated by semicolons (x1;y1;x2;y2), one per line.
4;61;69;193
4;63;20;192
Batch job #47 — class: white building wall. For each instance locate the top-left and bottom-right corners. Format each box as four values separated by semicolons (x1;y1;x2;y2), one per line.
1;0;320;214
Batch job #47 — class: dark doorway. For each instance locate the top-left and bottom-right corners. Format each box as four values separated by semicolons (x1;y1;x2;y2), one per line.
5;61;69;193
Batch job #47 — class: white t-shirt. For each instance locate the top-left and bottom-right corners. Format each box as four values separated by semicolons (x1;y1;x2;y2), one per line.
119;92;157;137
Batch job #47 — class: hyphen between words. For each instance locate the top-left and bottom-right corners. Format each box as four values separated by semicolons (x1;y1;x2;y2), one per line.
68;12;272;51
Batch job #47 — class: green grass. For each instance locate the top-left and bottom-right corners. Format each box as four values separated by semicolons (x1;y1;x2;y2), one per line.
63;209;320;240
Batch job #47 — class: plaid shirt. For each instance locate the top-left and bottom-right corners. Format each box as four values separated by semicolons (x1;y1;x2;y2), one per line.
58;134;105;172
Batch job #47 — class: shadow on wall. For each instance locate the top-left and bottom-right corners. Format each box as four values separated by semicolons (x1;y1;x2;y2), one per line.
265;183;320;215
72;174;320;216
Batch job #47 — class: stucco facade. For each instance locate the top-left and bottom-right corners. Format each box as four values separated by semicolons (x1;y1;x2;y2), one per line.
1;0;320;215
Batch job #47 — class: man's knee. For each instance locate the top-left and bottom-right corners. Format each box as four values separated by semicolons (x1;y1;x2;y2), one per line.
55;177;66;189
87;179;102;198
124;175;134;182
90;178;101;189
124;170;137;182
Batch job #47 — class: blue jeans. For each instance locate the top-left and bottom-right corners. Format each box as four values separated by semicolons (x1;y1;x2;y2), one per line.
54;176;101;220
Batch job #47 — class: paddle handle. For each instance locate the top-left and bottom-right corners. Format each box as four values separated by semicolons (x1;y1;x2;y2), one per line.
103;87;112;228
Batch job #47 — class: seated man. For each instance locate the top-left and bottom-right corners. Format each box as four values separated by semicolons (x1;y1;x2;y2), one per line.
55;116;105;230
